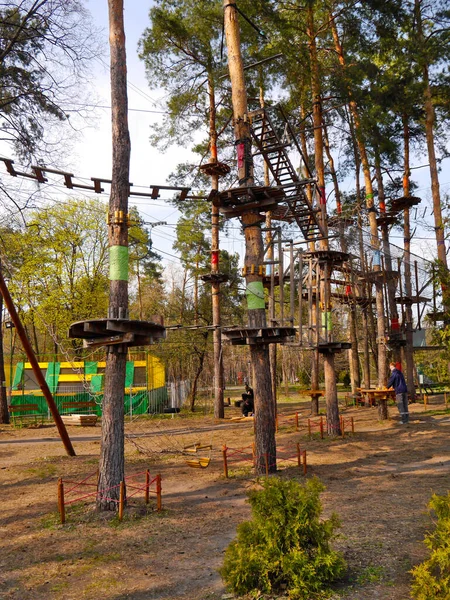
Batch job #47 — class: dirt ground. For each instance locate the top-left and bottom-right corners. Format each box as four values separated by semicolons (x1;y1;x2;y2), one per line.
1;393;449;600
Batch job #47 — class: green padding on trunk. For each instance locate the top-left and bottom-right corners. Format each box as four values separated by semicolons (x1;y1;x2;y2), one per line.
246;281;265;310
109;245;129;281
322;311;333;331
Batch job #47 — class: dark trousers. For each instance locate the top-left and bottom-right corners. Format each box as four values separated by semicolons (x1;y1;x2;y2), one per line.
396;392;409;423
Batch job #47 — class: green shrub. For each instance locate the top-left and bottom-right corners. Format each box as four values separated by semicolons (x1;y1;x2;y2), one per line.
411;492;450;599
220;477;345;599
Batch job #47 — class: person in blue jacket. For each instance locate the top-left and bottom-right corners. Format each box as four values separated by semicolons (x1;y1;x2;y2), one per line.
387;362;409;424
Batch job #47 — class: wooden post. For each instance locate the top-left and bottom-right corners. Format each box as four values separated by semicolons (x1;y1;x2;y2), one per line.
57;478;65;524
351;417;355;434
302;450;307;475
445;392;448;409
295;412;299;431
118;480;125;521
341;417;345;438
145;470;150;504
222;445;229;479
296;443;301;468
424;394;428;410
156;474;162;511
319;416;324;439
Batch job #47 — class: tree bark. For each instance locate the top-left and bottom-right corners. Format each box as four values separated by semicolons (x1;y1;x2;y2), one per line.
299;104;320;416
98;0;130;511
208;75;225;419
307;4;340;434
414;0;448;308
224;0;275;474
331;16;387;401
402;113;416;400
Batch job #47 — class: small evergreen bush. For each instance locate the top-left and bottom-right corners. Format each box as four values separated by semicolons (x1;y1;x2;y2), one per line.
220;477;345;599
411;492;450;599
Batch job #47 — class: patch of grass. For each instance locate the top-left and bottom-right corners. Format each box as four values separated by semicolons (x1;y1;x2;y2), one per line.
356;565;385;585
40;512;62;530
50;581;69;593
26;463;57;479
82;575;121;595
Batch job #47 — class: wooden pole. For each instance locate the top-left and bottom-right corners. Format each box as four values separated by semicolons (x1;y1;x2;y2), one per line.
319;416;324;439
156;474;162;511
118;480;125;520
302;450;307;475
57;478;65;524
351;417;355;434
222;445;229;478
296;443;301;469
145;470;150;504
0;271;75;456
295;412;299;431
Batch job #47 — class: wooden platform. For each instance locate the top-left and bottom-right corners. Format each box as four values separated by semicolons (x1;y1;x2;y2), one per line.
317;341;352;354
303;250;350;264
69;318;165;349
222;326;296;346
200;272;229;284
61;414;98;427
389;196;421;212
215;185;285;218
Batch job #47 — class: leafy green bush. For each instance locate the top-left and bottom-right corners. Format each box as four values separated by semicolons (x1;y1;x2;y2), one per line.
411;492;450;599
220;477;345;599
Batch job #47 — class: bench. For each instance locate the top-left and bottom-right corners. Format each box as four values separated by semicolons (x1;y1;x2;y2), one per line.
9;403;44;427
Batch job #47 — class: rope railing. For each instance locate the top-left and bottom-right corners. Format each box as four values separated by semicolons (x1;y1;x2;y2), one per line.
221;442;307;477
57;470;162;524
307;416;355;439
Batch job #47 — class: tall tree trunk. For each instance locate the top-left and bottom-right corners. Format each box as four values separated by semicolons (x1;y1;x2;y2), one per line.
261;86;278;416
208;75;225;419
324;122;360;392
98;0;130;511
224;1;275;474
414;0;448;308
307;4;340;435
374;152;400;363
331;17;387;412
402;113;416;400
299;104;320;415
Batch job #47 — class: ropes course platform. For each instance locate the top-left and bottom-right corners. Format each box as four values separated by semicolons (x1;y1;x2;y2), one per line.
389;196;421;212
222;326;296;346
200;272;229;284
69;318;165;349
214;185;284;218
